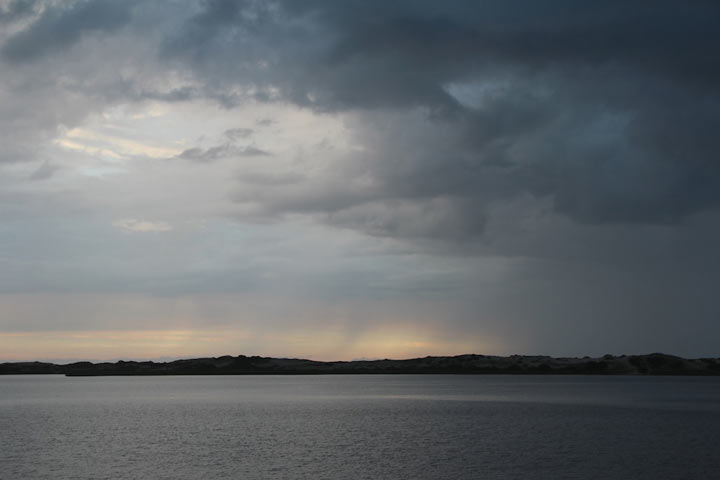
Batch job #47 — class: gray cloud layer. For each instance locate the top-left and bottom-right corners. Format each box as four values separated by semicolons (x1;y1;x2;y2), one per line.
2;0;720;357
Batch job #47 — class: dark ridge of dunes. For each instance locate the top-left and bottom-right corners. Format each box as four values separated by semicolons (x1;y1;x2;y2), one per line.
2;353;720;376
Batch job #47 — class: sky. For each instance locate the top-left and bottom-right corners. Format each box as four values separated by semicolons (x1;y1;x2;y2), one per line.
1;0;720;362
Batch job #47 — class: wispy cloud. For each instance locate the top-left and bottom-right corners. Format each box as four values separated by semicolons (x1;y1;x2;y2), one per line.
112;219;172;233
176;144;270;163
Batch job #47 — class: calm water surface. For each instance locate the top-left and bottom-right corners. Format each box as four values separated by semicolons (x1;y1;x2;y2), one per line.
1;375;719;479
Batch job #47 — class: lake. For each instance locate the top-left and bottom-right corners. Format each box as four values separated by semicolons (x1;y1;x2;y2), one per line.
1;375;719;479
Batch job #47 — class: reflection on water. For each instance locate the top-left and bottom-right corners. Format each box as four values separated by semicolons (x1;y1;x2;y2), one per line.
1;375;719;479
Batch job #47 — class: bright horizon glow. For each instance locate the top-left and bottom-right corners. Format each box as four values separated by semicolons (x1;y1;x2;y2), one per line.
0;292;502;363
1;327;499;363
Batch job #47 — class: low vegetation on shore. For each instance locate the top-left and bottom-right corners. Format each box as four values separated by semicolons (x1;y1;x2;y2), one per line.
2;353;720;376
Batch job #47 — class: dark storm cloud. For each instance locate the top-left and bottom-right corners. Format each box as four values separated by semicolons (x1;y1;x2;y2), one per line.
163;0;720;107
161;0;720;234
1;0;136;62
0;0;37;23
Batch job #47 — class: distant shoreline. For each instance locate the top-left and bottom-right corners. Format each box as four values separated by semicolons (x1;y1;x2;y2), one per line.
1;353;719;376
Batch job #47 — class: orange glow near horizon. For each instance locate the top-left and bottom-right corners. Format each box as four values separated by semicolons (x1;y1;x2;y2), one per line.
0;326;500;363
0;293;501;363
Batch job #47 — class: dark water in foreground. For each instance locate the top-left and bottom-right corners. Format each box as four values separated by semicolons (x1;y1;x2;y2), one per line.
1;375;719;479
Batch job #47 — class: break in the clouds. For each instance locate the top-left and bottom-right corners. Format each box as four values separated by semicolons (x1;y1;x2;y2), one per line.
1;0;719;360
